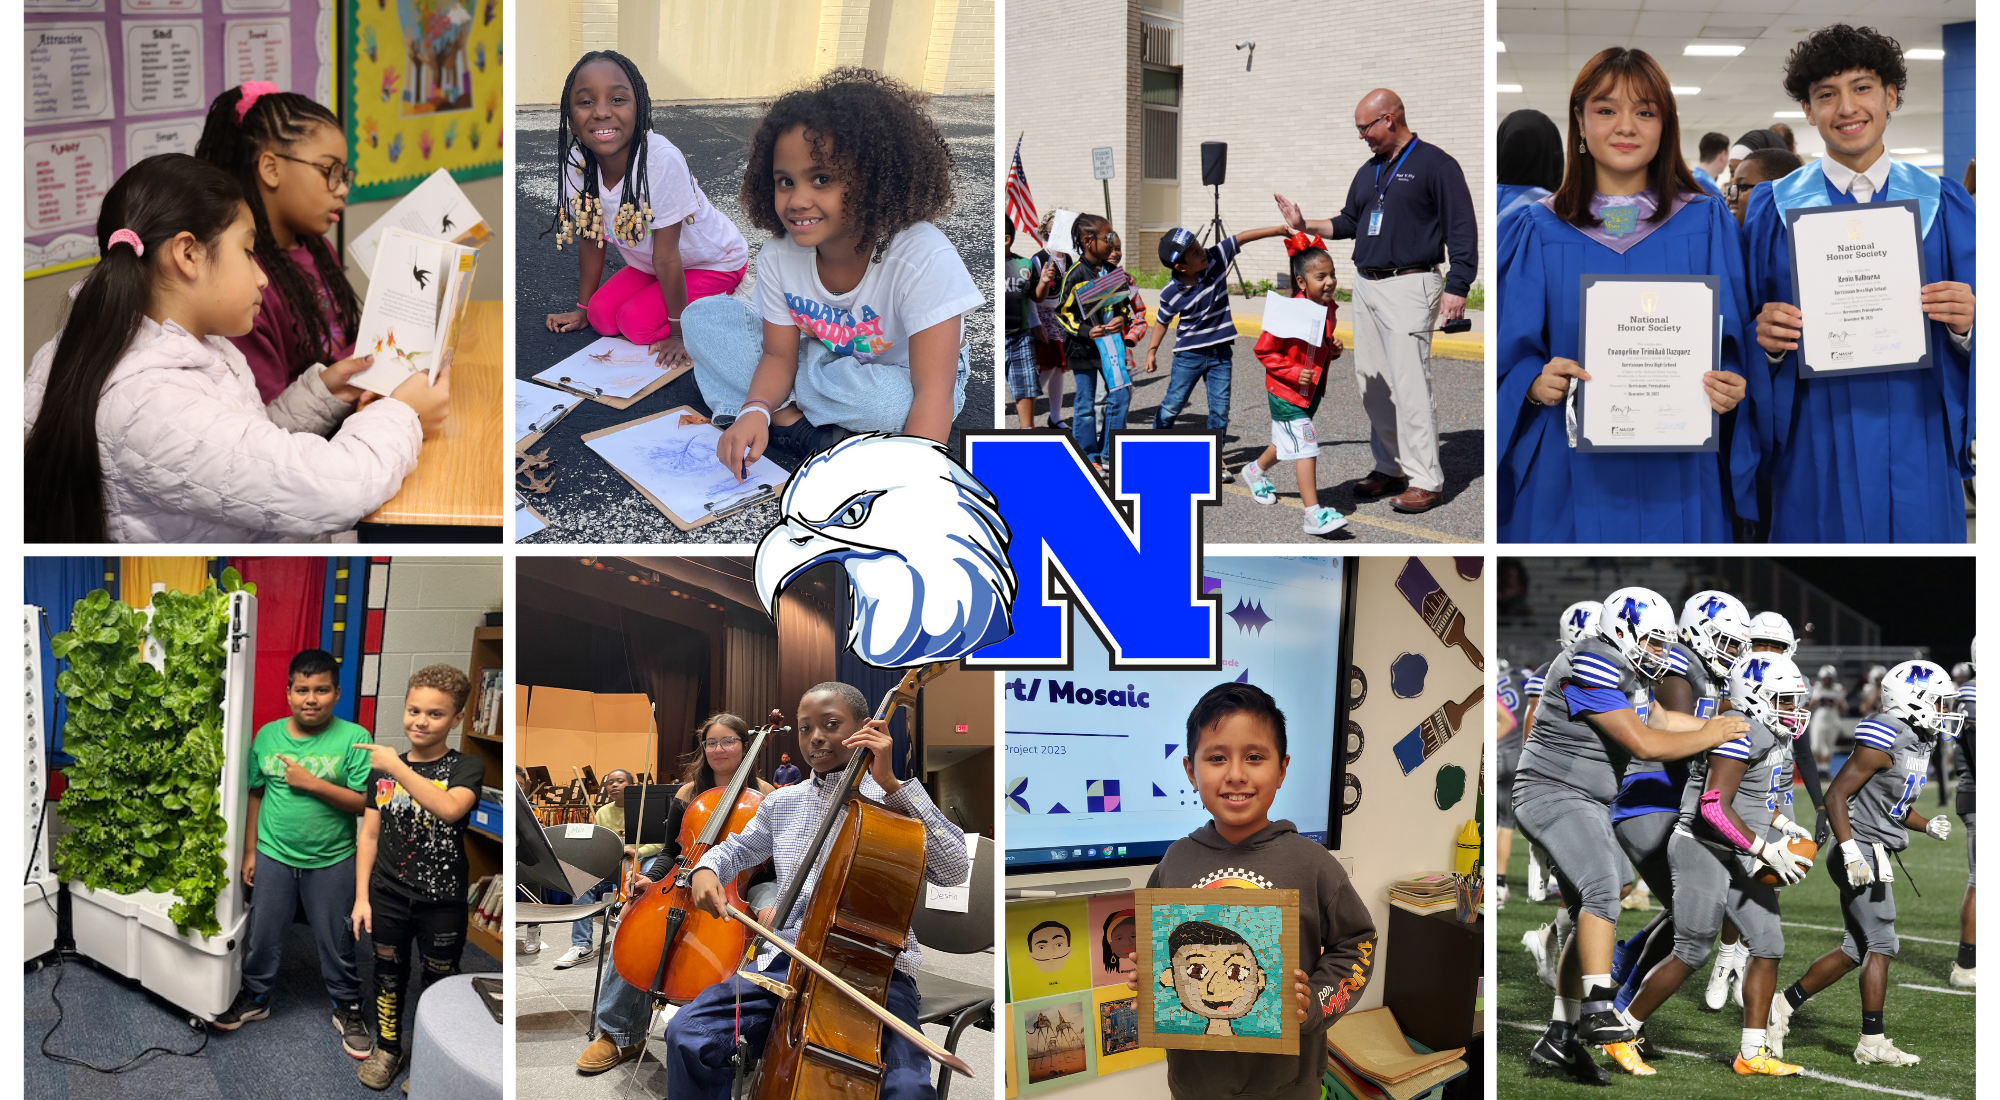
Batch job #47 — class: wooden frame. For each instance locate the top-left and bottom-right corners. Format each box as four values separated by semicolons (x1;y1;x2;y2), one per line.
1135;887;1300;1054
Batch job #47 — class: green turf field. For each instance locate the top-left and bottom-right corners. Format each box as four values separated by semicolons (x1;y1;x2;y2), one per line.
1495;785;1976;1100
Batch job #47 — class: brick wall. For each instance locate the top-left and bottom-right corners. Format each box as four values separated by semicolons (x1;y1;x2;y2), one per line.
1004;0;1143;255
370;558;503;751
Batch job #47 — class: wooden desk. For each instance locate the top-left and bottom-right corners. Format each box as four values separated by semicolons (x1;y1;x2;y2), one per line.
362;300;503;527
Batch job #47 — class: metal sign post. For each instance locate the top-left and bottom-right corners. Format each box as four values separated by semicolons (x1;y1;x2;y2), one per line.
1091;146;1115;225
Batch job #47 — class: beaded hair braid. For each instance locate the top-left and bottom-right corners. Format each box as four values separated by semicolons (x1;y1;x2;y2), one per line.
548;50;655;250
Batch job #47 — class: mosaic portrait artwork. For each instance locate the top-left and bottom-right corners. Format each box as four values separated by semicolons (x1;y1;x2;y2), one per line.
1134;888;1300;1054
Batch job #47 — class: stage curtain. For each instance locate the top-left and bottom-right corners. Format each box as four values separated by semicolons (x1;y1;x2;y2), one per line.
232;558;328;732
620;609;710;784
722;620;781;778
119;557;209;607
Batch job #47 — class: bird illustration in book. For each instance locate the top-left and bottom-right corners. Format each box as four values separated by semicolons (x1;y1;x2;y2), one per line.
411;264;431;291
753;433;1016;667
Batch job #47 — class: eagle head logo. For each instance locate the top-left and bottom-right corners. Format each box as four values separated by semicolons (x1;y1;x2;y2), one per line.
754;434;1016;667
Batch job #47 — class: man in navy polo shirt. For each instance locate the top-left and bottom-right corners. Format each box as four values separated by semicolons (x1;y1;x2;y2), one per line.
1143;222;1290;460
1278;88;1477;514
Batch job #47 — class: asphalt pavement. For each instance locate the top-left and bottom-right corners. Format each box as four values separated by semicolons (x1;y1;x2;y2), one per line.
514;96;994;544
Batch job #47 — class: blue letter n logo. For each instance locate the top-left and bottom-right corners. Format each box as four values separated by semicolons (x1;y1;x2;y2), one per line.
961;430;1221;670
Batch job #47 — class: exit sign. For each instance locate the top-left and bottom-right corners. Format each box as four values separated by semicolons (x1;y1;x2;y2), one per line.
956;724;969;733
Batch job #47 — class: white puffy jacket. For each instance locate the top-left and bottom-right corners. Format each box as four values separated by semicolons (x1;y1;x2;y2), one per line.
26;317;423;542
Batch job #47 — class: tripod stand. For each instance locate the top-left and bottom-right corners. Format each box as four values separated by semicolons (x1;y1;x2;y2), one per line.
1199;182;1255;297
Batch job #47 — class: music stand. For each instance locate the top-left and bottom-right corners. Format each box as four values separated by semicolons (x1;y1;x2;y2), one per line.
622;785;684;869
525;765;553;795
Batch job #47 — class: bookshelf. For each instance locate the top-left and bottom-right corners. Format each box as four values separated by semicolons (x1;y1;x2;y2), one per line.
460;624;504;960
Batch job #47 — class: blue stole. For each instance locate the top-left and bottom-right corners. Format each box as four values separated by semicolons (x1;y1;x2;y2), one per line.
1769;157;1940;237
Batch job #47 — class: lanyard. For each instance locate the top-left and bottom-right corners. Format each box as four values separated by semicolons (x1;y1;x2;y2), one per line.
1373;137;1421;205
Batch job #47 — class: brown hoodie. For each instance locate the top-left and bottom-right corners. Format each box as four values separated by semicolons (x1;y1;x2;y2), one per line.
1148;819;1377;1100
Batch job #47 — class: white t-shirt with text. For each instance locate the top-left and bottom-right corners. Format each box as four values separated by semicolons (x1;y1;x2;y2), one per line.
564;131;748;275
751;221;982;368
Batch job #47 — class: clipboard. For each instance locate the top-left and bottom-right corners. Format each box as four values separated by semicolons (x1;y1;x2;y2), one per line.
541;358;692;410
580;405;789;531
516;387;581;453
515;494;549;540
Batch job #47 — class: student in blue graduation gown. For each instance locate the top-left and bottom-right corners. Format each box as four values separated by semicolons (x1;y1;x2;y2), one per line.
1497;47;1756;543
1745;24;1975;543
1498;110;1564;226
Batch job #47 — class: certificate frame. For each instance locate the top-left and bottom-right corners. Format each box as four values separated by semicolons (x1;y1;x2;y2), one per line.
1574;273;1721;454
1783;199;1932;379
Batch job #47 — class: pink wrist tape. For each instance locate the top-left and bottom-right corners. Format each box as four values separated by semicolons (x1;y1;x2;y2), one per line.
1700;789;1756;851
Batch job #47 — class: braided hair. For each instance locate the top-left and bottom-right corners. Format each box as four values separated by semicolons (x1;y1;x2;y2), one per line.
741;67;955;264
193;87;360;373
545;51;655;249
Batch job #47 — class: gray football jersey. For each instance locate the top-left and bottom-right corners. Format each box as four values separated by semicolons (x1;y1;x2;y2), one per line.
1518;637;1651;803
1958;679;1976;803
1627;642;1720;779
1847;713;1934;852
1678;715;1789;852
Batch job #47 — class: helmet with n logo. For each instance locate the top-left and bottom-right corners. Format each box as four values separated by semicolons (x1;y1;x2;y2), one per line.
1745;611;1798;657
1880;659;1962;739
1730;654;1810;738
1678;590;1751;680
1559;601;1602;651
1600;587;1676;682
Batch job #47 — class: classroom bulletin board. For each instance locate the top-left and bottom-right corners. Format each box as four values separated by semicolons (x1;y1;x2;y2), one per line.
25;0;336;277
342;0;501;202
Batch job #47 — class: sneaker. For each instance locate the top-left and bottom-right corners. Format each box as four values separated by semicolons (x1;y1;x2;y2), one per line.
358;1048;403;1090
1527;852;1548;902
1577;1008;1633;1045
335;1001;374;1060
518;924;543;955
1601;1041;1656;1076
1523;923;1559;989
210;989;270;1031
553;945;593;970
1950;964;1976;988
1242;463;1277;504
577;1035;647;1075
1766;993;1793;1057
1304;507;1348;535
1497;882;1510;908
1528;1033;1610;1086
1854;1036;1920;1066
1705;946;1745;1010
1735;1047;1802;1076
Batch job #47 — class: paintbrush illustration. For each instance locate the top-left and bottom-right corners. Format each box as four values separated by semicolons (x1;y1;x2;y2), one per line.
1392;685;1483;775
1395;558;1483;670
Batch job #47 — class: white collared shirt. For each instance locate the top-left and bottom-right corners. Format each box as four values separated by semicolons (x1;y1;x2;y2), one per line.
1819;149;1894;203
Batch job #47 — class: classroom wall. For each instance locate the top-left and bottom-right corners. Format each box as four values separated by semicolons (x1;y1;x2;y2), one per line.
21;174;504;361
517;0;996;104
370;557;503;751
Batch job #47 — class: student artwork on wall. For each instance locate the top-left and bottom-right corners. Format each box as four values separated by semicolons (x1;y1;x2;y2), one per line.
1087;892;1137;987
1005;1003;1018;1098
1135;888;1300;1054
1092;983;1165;1074
1014;990;1097;1095
343;0;502;201
1006;897;1092;998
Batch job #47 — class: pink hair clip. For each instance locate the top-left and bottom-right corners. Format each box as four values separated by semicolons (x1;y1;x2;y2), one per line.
107;228;145;256
235;80;279;121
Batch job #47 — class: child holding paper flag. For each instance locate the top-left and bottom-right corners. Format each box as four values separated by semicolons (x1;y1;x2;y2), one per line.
1054;214;1136;473
1242;233;1349;535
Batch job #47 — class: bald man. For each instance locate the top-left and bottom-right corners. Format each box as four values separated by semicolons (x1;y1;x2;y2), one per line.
1276;90;1477;514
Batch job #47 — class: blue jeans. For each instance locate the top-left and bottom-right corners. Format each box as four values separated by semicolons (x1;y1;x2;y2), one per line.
664;956;936;1100
1152;342;1233;430
1070;366;1130;465
241;852;359;1004
593;966;654;1048
571;877;617;947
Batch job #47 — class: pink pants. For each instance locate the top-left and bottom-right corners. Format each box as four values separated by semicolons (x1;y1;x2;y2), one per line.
587;263;748;344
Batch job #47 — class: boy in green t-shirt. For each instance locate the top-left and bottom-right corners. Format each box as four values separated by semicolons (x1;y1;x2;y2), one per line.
213;649;376;1061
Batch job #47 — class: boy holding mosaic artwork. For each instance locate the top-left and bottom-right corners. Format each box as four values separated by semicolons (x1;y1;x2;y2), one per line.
1125;681;1377;1099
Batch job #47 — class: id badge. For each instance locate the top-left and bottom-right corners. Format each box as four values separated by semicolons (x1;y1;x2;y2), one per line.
1367;206;1384;236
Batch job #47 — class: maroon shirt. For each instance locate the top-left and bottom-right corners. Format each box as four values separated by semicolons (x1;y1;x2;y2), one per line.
230;243;354;403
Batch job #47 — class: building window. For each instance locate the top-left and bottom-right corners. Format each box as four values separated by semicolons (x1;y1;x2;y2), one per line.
1142;67;1180;229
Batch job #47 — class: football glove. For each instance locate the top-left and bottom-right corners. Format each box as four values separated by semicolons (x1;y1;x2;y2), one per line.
1772;814;1812;842
1927;816;1952;842
1752;835;1812;885
1841;838;1875;886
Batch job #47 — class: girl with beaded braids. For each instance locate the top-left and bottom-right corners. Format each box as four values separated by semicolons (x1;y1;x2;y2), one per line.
542;51;748;369
194;82;374;404
699;67;984;474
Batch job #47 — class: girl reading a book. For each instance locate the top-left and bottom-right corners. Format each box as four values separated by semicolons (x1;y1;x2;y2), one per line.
24;155;448;542
350;665;484;1091
542;51;749;370
194;82;373;403
698;68;984;472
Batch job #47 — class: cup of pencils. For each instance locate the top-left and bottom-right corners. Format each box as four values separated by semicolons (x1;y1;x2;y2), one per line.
1453;872;1483;922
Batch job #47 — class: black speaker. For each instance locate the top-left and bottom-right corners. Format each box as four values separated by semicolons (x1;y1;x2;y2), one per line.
1201;142;1228;186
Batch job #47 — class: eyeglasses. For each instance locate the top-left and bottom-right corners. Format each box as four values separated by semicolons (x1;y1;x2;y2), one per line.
703;737;742;751
1355;112;1394;135
276;153;356;193
1724;182;1748;201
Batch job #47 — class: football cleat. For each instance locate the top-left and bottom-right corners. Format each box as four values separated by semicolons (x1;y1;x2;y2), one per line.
1950;964;1976;988
1601;1041;1656;1075
1854;1036;1920;1066
1530;1033;1610;1086
1735;1048;1802;1076
1577;1008;1634;1045
1523;923;1558;989
1704;949;1741;1010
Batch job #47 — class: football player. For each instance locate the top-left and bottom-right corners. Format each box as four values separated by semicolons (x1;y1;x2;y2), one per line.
1768;661;1961;1065
1515;588;1747;1083
1950;642;1975;988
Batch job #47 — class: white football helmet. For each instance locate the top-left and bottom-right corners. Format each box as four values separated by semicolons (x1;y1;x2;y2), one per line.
1972;636;1979;673
1730;654;1811;739
1679;591;1752;679
1559;601;1602;651
1817;664;1838;681
1880;660;1963;740
1600;587;1677;682
1746;611;1799;657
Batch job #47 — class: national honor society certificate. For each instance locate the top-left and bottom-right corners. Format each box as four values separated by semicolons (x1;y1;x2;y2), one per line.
1574;275;1720;452
1784;199;1930;377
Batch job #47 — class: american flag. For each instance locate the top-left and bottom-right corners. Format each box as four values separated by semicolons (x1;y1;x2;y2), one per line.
1006;135;1043;248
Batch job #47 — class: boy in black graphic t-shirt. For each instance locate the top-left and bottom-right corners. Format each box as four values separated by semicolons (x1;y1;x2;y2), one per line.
350;665;484;1090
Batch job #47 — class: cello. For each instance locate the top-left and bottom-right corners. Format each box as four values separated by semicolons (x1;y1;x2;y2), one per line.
611;710;786;1004
737;663;972;1098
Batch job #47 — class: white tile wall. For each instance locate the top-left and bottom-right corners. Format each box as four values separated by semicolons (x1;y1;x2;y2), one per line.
372;559;502;750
